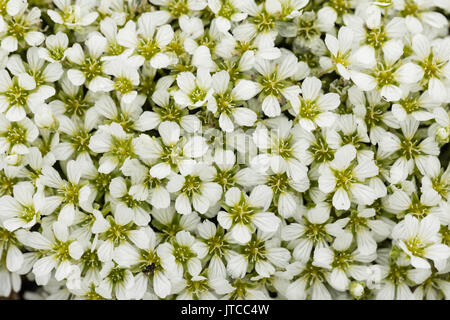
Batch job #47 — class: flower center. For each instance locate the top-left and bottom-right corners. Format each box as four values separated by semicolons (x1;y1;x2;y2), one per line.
69;129;91;153
304;218;331;244
399;95;420;114
64;95;91;117
205;234;229;257
0;172;17;196
243;237;266;263
348;211;369;232
215;92;234;115
299;261;327;289
309;135;335;163
408;194;431;218
218;1;236;19
386;263;409;285
140;250;162;273
401;0;419;17
160;143;182;169
167;0;189;18
373;63;397;87
329;0;351;16
405;236;426;256
137;38;160;61
107;41;125;56
214;169;235;191
199;33;216;51
105;219;132;245
334;167;356;190
19;205;39;223
121;193;142;208
229;279;252;299
181;175;202;198
251;10;276;33
271;136;293;159
260;72;287;97
228;197;258;225
399;138;420;160
186;275;210;297
80;57;103;82
189;87;207;103
365;104;387;128
93;173;112;194
366;26;388;50
331;251;353;270
81;250;102;272
296;12;320;41
5;81;29;106
59;182;80;204
173;243;195;263
418;53;445;80
110;136;134;162
49;46;66;61
7;18;29;40
5;122;27;146
114;76;134;95
158;104;184;123
266;173;290;194
298;99;321;120
431;177;449;200
53;240;72;262
108;267;127;283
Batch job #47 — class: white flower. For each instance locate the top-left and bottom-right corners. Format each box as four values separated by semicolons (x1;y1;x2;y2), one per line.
291;76;340;131
410;34;450;103
312;233;375;292
39;32;69;63
0;70;39;121
88;122;137;174
39;160;93;226
97;261;135;300
431;107;450;143
158;230;207;278
0;3;44;53
253;53;301;117
321;26;355;79
47;0;99;29
117;13;175;69
350;42;424;101
166;161;222;215
109;176;151;226
0;115;39;164
0;222;24;274
318;144;379;210
251;116;309;182
393;0;448;33
16;222;84;284
392;214;450;269
173;68;214;107
378;118;440;184
207;0;247;33
217;186;280;244
0;181;48;231
136;89;201;133
232;0;281;51
113;227;175;299
207;70;259;132
65;33;111;92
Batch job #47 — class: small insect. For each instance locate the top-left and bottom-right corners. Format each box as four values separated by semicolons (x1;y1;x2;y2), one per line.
142;263;156;275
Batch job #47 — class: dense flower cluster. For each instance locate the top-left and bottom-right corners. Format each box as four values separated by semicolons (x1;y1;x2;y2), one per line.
0;0;449;300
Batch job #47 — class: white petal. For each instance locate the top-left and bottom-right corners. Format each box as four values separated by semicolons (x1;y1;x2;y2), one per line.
332;188;350;210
